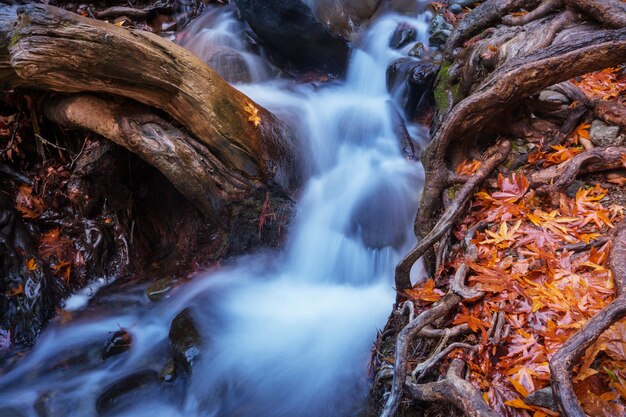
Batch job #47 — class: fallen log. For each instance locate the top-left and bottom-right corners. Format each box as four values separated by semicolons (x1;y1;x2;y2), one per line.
0;4;302;221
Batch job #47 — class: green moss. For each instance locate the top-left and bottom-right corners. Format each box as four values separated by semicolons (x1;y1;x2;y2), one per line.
9;32;21;48
433;60;463;113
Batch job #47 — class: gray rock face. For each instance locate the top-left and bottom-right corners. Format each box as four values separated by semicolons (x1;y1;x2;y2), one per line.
524;387;558;411
590;119;622;147
539;90;570;104
233;0;349;73
428;14;453;48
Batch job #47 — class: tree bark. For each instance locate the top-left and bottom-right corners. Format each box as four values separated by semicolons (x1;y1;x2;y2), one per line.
0;4;302;220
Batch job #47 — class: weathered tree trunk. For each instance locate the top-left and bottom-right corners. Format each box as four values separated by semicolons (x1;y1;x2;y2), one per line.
0;4;302;222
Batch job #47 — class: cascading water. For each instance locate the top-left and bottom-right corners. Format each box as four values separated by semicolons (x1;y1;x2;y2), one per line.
0;5;430;417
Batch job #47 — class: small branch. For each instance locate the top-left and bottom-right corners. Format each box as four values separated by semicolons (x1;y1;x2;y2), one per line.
530;146;626;191
563;237;609;253
502;0;563;26
412;342;477;380
95;5;166;20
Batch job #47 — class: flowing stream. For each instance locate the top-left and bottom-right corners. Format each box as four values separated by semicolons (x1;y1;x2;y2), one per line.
0;4;430;417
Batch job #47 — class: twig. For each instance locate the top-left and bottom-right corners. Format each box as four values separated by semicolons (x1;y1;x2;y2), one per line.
35;134;75;155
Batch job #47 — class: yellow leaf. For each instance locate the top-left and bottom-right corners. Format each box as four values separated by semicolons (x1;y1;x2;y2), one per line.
504;398;534;410
244;102;261;127
26;258;37;271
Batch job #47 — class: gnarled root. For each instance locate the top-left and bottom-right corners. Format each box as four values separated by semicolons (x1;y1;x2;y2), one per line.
406;359;499;417
530;146;626;193
395;141;510;293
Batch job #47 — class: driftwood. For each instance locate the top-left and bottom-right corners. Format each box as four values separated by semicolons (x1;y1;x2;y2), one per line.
0;4;302;221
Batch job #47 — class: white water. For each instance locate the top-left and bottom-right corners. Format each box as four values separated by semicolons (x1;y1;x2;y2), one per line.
0;5;429;417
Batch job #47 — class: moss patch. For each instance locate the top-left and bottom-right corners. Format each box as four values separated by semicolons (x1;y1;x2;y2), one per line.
433;60;463;113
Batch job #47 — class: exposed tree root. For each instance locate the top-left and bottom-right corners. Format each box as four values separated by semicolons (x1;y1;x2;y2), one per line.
417;26;626;253
529;146;626;192
380;293;463;417
550;221;626;417
405;359;499;417
411;342;477;380
395;141;510;293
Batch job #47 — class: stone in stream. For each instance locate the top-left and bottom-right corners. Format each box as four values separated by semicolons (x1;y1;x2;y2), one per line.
233;0;349;73
95;370;161;415
389;22;417;49
102;329;132;359
386;58;439;118
146;277;176;302
409;42;426;58
206;47;253;84
168;308;202;374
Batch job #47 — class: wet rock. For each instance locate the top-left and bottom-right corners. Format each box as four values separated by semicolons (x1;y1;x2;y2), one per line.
449;0;476;7
96;370;160;415
314;0;382;39
524;387;558;411
409;42;426;58
565;180;585;198
169;308;202;374
102;329;132;359
386;58;438;117
590;119;622;147
428;14;453;48
159;360;177;383
233;0;349;73
34;391;75;417
350;179;414;250
449;3;463;13
146;277;176;302
539;90;570;104
389;22;417;49
387;101;419;161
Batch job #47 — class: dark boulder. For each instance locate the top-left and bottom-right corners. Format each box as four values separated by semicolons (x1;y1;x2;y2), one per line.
102;329;132;359
96;370;160;415
389;22;417;49
168;308;202;374
233;0;349;73
313;0;382;38
386;59;439;118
